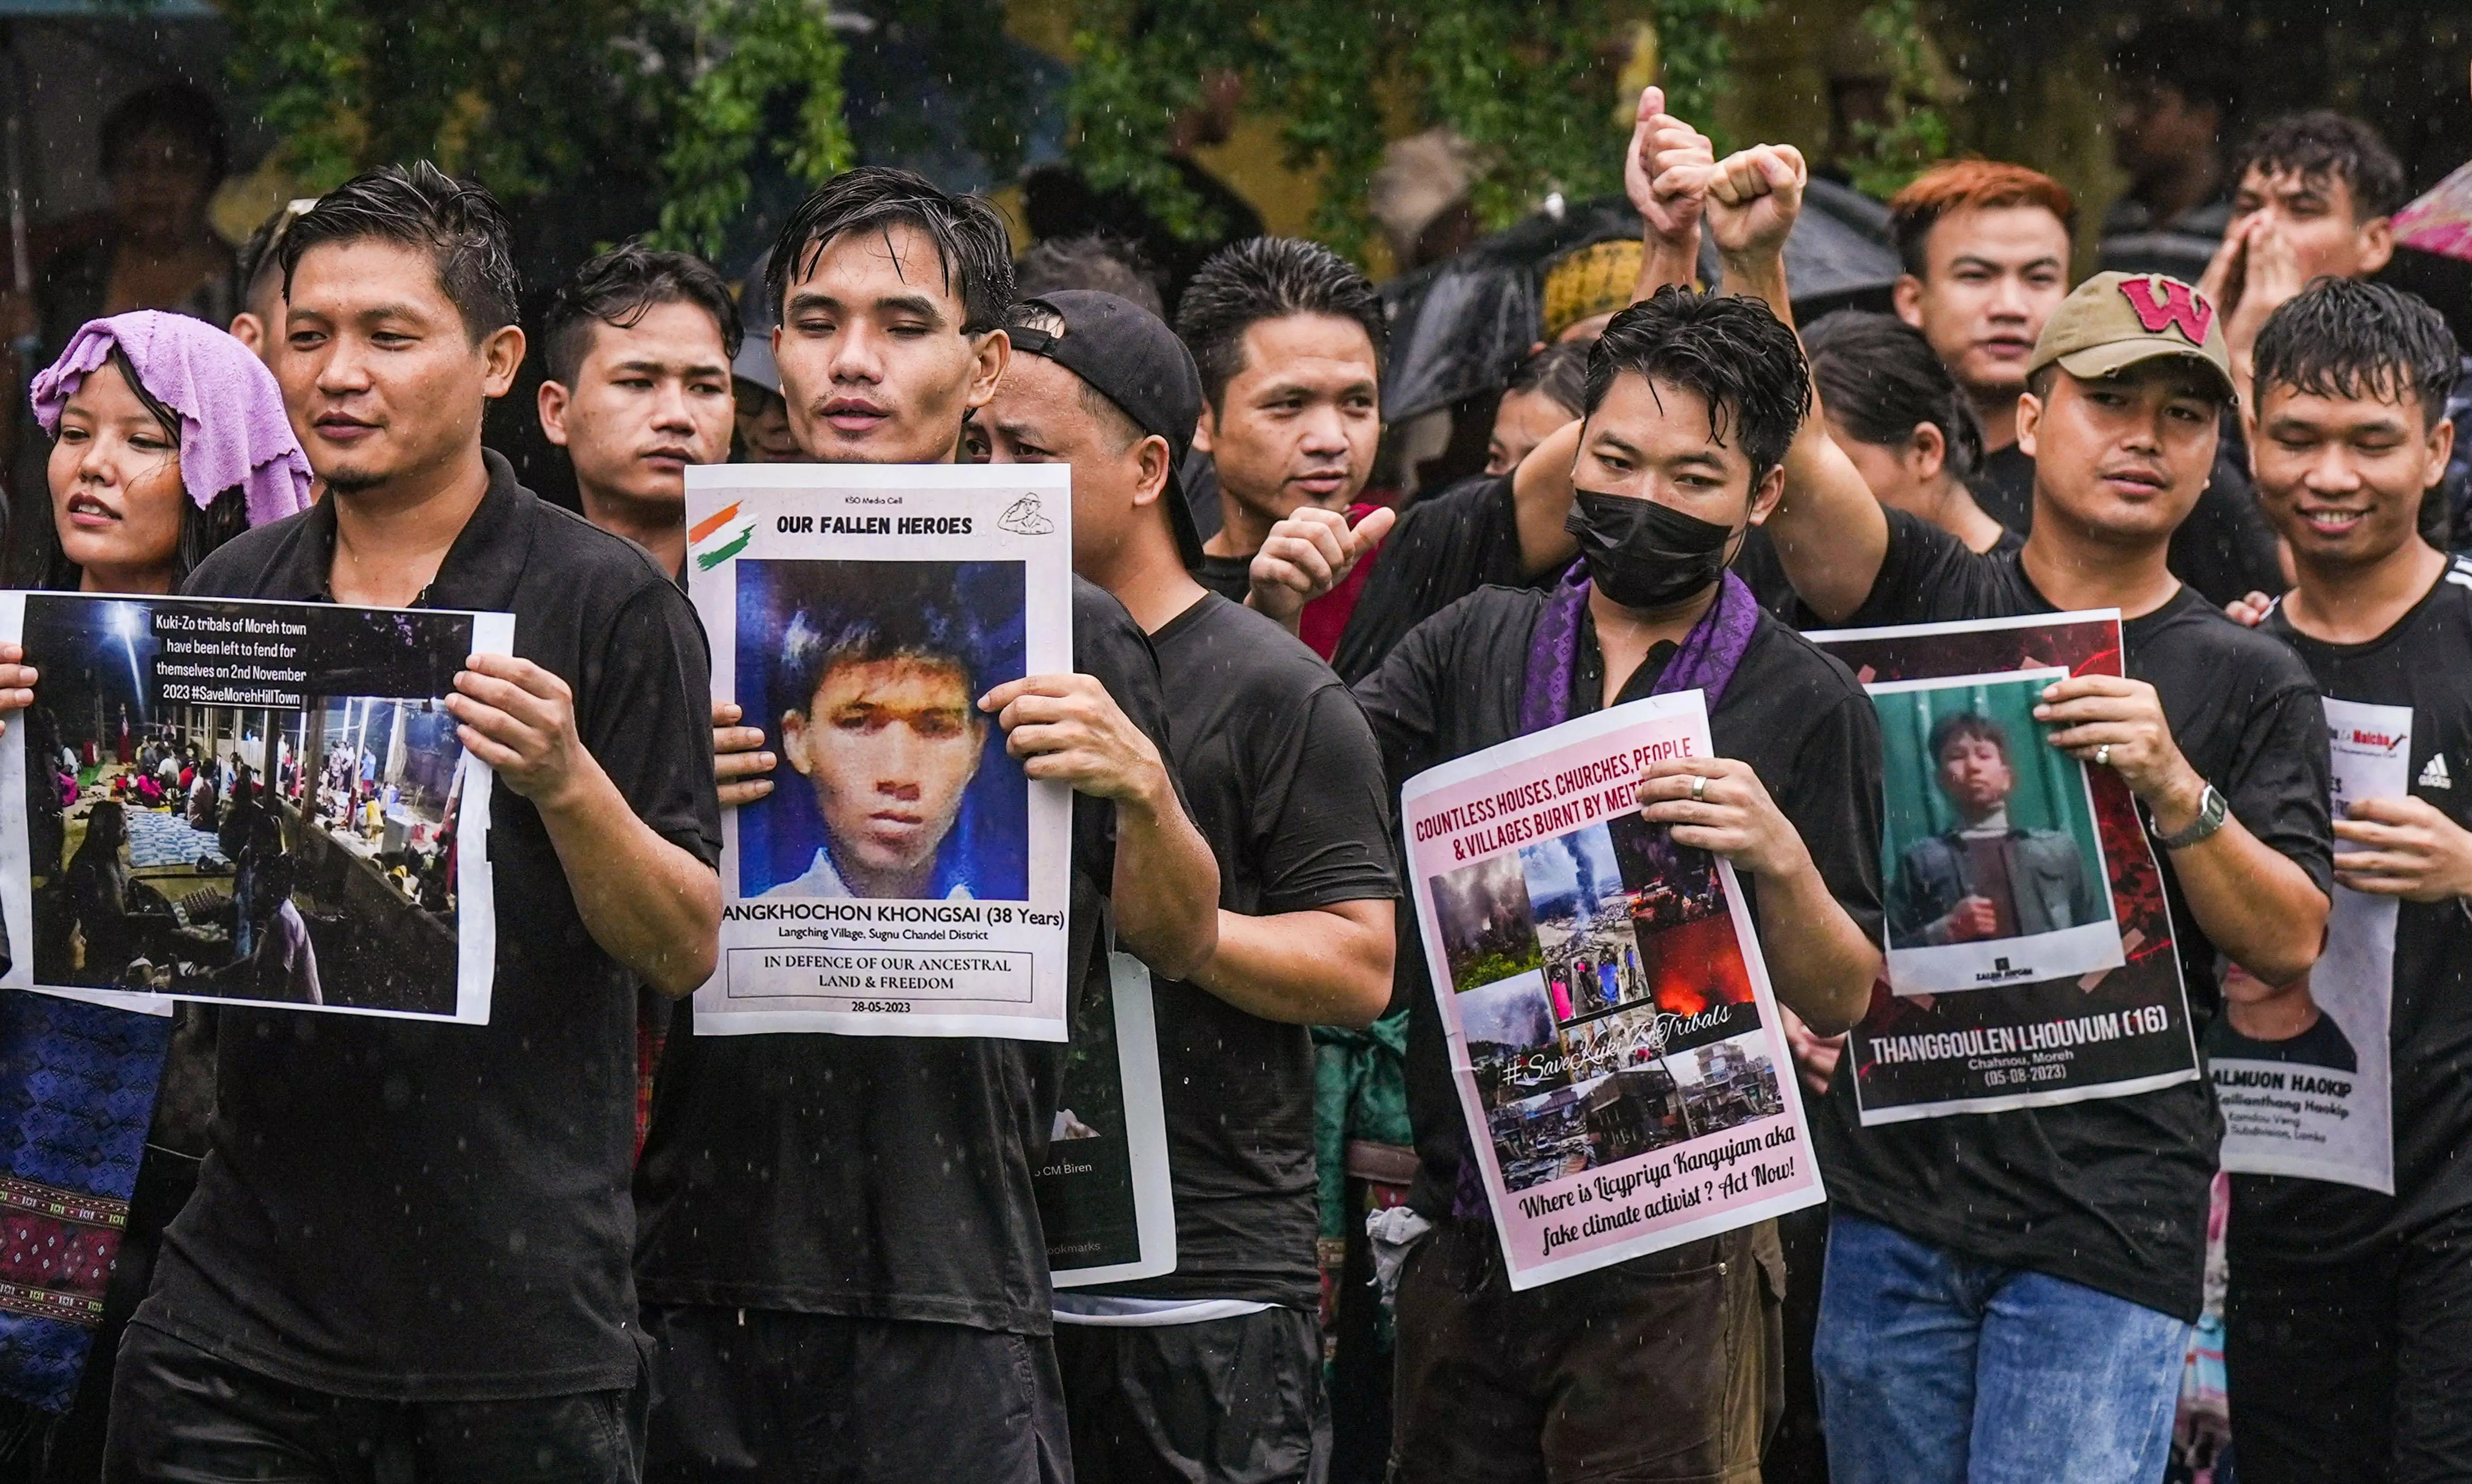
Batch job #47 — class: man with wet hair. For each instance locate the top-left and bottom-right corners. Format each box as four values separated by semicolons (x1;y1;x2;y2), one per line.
537;244;742;577
1177;235;1389;652
1745;148;2334;1475
639;165;1223;1483
1352;195;1890;1474
85;161;725;1483
2202;111;2408;407
2226;277;2472;1483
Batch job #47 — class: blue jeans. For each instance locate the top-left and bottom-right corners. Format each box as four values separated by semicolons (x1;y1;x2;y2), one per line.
1812;1211;2187;1484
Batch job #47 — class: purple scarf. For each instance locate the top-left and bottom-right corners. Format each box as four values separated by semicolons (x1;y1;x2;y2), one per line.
1454;570;1761;1221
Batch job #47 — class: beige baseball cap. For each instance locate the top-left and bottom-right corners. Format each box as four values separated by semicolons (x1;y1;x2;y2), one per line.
2027;270;2236;402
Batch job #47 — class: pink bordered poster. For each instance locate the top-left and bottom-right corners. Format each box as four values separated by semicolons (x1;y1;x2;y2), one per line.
1400;690;1823;1290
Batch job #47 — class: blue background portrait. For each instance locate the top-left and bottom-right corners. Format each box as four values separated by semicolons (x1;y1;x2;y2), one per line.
733;558;1031;901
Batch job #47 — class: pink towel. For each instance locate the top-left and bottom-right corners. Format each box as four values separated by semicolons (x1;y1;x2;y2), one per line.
28;310;314;528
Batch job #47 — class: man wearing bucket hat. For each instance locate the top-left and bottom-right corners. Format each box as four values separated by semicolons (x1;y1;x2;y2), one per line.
981;289;1398;1483
1754;263;2336;1482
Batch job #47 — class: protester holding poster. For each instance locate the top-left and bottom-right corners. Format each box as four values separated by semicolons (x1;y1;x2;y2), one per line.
1352;280;1885;1482
2219;280;2472;1480
0;308;310;1466
34;166;728;1480
1742;158;2335;1476
985;289;1400;1483
634;168;1223;1484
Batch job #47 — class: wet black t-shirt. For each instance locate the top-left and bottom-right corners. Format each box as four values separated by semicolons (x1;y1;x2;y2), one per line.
1097;595;1399;1308
139;454;724;1400
633;578;1170;1337
1812;508;2332;1320
2236;556;2472;1266
1331;475;1539;684
1350;587;1885;1219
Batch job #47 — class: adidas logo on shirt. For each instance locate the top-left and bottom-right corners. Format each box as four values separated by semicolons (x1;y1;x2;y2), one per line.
2423;754;2452;791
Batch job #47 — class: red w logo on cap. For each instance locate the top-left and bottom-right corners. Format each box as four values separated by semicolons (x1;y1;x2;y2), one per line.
2117;276;2214;344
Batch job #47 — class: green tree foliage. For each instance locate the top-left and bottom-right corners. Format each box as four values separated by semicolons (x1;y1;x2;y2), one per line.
218;0;850;258
1063;0;1761;261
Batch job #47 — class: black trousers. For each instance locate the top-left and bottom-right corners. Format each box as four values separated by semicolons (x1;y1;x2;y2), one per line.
99;1323;644;1484
641;1304;1069;1484
2224;1204;2472;1484
1054;1306;1327;1484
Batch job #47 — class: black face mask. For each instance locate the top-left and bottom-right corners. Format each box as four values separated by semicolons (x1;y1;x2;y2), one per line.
1563;490;1737;610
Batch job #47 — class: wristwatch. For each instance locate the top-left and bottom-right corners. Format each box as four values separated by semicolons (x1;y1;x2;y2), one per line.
2150;783;2228;850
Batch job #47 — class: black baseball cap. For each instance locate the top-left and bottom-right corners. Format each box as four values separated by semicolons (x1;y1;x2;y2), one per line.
1008;289;1207;570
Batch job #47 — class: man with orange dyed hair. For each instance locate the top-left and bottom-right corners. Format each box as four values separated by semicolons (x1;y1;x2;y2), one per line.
1889;161;2078;530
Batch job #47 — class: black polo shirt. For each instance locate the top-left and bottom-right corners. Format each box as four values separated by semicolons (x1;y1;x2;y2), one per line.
133;450;723;1401
633;578;1175;1338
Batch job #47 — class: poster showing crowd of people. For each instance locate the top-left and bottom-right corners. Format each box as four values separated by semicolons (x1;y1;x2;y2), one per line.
1810;611;2200;1123
1038;951;1177;1284
683;463;1076;1039
1404;692;1822;1290
0;591;505;1022
2208;698;2405;1193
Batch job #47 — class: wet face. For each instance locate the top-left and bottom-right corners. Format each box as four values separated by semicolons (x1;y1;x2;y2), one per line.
2017;362;2222;546
1486;387;1576;476
1894;206;2072;405
781;655;986;895
982;354;1161;577
48;358;187;593
734;382;810;462
2252;381;2451;573
541;299;735;517
2228;166;2396;284
1936;733;2014;819
1572;373;1777;540
773;223;1006;464
1195;313;1380;532
281;239;521;496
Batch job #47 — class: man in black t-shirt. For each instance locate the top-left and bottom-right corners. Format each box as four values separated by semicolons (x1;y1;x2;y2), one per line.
1354;268;1889;1479
57;165;720;1482
635;168;1224;1484
2223;278;2472;1480
1745;162;2334;1475
983;289;1400;1483
1175;237;1390;654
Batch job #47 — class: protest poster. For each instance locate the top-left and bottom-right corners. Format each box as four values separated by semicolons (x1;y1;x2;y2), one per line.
1041;951;1177;1284
2209;698;2405;1193
1402;691;1823;1291
683;463;1075;1039
0;590;504;1023
1810;610;2200;1123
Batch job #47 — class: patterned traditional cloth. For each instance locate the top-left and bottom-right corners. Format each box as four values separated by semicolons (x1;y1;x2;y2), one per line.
2394;159;2472;264
0;992;171;1411
1452;570;1762;1219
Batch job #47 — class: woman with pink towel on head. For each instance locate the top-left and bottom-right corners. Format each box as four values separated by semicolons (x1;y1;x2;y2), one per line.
0;310;311;1471
28;308;314;593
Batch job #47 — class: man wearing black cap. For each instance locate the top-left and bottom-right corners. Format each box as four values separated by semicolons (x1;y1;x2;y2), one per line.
983;290;1401;1483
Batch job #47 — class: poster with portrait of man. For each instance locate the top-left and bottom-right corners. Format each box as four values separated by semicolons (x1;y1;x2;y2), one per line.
1810;611;2200;1123
684;464;1075;1040
1871;669;2123;994
0;590;504;1024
